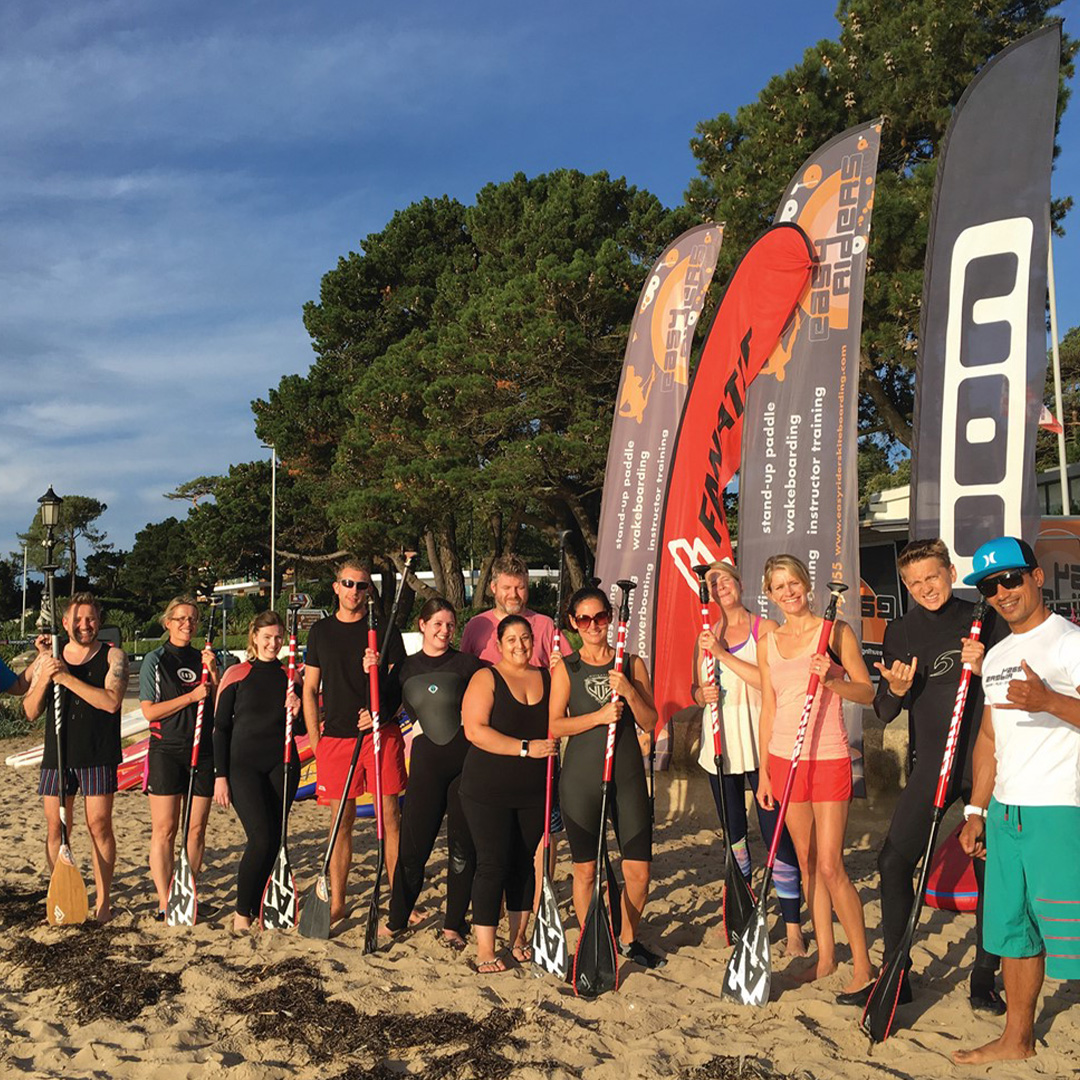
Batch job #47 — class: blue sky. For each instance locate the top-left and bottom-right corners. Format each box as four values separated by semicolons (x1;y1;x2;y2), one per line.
2;0;1078;560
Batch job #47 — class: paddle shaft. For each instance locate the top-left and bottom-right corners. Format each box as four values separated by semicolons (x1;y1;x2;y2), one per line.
367;596;384;841
543;533;570;852
179;639;212;846
280;607;300;837
45;565;69;845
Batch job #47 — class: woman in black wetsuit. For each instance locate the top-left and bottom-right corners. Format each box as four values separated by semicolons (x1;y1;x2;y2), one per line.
386;598;482;949
212;611;302;932
550;586;664;969
460;615;556;974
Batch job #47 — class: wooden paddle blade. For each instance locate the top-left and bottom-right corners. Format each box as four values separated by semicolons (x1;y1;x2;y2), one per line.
722;855;757;946
531;870;568;980
166;849;197;926
721;903;771;1005
45;845;89;926
861;946;909;1042
362;846;384;955
260;844;297;929
573;891;619;998
297;874;332;940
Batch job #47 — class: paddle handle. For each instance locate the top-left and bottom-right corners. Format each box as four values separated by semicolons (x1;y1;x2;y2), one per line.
367;598;384;842
932;601;987;810
49;611;69;838
188;637;212;771
283;619;298;767
699;600;725;766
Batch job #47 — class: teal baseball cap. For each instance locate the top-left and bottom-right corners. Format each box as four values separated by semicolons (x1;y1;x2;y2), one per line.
962;536;1038;585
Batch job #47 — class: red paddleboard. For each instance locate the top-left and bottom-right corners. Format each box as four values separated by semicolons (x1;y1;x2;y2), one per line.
925;822;978;912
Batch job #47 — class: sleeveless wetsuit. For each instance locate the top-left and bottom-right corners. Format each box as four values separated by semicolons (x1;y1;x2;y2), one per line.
388;648;482;935
558;652;651;864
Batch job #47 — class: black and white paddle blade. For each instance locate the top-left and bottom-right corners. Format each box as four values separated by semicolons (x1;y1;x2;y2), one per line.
362;846;384;955
603;844;623;941
46;843;89;926
260;844;297;930
573;885;619;998
298;874;332;939
723;853;757;945
166;849;197;926
531;870;568;980
721;903;771;1005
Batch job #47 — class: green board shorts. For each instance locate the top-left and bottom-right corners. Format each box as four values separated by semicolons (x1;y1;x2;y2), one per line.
984;798;1080;980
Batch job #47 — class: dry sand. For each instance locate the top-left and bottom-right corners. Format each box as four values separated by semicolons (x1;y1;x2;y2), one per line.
1;733;1078;1080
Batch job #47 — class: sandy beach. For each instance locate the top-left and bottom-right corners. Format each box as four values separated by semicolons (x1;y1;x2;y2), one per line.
2;728;1078;1080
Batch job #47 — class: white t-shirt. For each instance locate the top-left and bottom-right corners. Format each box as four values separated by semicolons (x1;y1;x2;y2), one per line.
981;612;1080;807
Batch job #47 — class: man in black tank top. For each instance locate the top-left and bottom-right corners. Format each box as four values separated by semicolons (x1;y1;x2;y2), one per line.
24;593;128;923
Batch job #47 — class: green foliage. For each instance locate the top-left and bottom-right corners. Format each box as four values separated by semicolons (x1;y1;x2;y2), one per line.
687;0;1074;451
119;517;197;614
17;494;110;593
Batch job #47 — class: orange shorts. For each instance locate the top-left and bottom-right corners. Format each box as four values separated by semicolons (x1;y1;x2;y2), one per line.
768;753;851;803
315;728;407;804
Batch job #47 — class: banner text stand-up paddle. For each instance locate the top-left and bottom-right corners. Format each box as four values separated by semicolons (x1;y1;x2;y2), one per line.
532;529;570;980
862;599;988;1042
166;636;212;926
42;487;89;926
260;595;307;929
573;578;634;998
721;581;847;1005
693;564;756;945
299;551;416;940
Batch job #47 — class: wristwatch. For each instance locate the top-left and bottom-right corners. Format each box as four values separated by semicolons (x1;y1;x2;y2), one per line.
964;804;987;820
519;739;529;758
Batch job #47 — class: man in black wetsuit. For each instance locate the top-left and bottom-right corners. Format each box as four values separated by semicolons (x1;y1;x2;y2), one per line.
25;592;128;922
870;539;1005;1014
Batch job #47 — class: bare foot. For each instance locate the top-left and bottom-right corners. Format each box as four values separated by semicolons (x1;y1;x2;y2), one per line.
841;971;876;994
953;1037;1035;1065
233;914;253;933
440;931;467;952
780;933;808;958
330;907;347;925
409;906;426;926
793;959;838;984
93;905;113;925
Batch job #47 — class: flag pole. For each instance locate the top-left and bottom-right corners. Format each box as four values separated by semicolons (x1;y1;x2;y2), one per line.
1049;231;1071;514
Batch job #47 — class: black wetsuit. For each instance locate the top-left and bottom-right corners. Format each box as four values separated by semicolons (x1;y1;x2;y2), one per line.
140;641;214;797
387;648;482;935
558;652;651;864
213;658;302;919
874;596;1006;987
459;667;549;924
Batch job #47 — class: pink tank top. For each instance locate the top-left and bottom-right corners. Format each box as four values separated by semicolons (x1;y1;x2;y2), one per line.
767;638;849;762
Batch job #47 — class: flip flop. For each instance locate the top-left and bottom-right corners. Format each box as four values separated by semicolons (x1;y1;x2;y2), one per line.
511;944;533;964
475;958;508;975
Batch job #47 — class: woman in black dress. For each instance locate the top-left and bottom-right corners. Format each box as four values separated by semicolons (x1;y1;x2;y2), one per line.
460;615;556;973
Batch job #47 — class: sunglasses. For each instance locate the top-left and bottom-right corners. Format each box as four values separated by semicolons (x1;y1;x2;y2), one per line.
976;569;1029;597
573;611;612;630
337;578;372;591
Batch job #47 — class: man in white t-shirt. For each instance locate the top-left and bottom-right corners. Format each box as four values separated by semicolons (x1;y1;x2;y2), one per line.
955;536;1080;1066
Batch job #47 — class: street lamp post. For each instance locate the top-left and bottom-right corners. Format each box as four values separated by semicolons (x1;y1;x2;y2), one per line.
20;543;27;638
262;443;277;611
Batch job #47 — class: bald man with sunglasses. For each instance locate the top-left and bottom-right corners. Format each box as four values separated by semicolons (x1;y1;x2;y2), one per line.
955;537;1080;1066
303;558;407;925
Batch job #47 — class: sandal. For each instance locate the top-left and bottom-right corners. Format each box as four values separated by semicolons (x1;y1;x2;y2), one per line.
475;958;508;974
511;943;533;964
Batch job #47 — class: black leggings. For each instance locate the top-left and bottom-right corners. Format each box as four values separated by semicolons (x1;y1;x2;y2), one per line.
229;761;300;918
459;793;544;926
878;769;998;981
388;733;476;936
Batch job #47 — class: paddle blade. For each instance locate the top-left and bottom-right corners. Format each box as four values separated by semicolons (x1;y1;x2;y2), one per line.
298;874;332;939
603;845;623;941
362;846;384;955
722;856;757;946
166;849;197;926
531;870;568;980
573;886;619;998
861;945;910;1042
721;903;771;1005
260;844;297;930
45;845;89;926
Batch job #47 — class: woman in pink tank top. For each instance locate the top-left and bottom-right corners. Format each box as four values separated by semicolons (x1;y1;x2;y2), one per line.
756;554;876;999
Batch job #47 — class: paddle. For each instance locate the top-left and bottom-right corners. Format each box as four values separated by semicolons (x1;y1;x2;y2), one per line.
362;591;387;954
573;578;634;998
532;529;570;980
44;558;89;927
299;552;416;940
260;596;306;929
692;564;756;946
721;582;847;1005
861;599;989;1042
166;636;212;926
